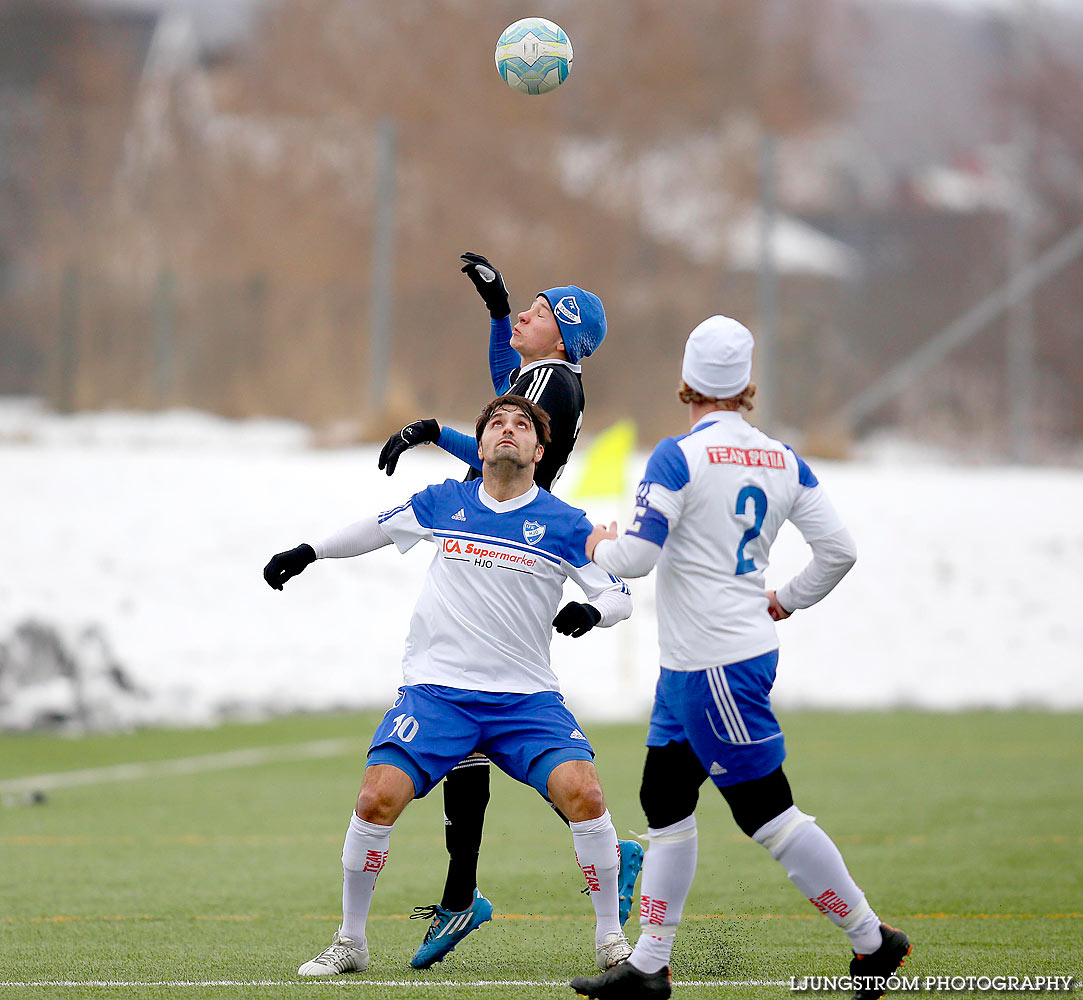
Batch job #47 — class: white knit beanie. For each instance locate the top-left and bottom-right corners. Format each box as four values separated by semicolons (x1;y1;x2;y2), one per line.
681;315;754;398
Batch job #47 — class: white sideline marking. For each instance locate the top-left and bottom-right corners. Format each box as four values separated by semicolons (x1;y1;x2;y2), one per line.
0;738;363;795
0;981;790;988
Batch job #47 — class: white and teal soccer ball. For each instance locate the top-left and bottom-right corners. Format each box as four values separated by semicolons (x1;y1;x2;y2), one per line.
495;17;573;96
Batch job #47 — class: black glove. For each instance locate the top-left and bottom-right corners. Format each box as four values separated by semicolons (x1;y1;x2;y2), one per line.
460;251;510;319
552;602;602;638
263;543;316;591
378;418;441;476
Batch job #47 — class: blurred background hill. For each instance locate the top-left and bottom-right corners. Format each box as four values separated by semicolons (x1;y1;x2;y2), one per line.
2;0;1081;458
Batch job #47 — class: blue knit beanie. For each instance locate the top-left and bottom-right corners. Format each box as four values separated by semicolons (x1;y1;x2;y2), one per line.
539;286;607;364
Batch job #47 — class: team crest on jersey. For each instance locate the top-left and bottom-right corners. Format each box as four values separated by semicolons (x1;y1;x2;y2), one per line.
523;519;546;544
553;295;581;325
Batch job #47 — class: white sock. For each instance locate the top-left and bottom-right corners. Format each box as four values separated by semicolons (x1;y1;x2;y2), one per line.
629;814;697;974
753;805;883;954
340;811;393;944
569;809;621;945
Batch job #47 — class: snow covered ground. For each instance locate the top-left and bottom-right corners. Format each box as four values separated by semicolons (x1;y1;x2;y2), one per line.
2;400;1081;731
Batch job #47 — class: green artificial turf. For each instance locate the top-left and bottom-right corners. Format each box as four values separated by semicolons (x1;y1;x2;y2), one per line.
1;711;1079;1000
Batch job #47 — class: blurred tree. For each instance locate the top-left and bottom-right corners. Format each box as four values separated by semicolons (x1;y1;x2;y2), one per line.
1018;31;1083;440
0;0;158;401
186;0;846;432
42;0;1083;455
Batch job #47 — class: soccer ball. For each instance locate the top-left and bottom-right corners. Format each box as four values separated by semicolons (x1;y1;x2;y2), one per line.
495;17;573;95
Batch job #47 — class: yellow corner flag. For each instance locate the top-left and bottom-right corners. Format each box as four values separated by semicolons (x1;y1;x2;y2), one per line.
570;419;637;500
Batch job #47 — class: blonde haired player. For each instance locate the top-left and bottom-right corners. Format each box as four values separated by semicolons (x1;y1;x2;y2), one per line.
570;317;911;1000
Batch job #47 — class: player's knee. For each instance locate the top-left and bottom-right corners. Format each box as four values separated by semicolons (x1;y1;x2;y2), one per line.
355;786;395;825
640;778;696;829
545;758;605;821
750;804;816;858
640;743;704;829
559;777;605;822
719;766;796;839
355;774;411;826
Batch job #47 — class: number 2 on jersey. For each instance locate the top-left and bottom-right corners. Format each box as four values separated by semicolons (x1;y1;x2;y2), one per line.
734;485;768;575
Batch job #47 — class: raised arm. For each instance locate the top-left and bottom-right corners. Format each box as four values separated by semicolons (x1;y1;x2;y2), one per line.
488;315;518;393
263;516;392;591
436;425;483;472
459;252;519;392
264;487;439;589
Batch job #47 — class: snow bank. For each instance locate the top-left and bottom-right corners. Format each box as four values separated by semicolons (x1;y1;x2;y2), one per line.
3;402;1081;731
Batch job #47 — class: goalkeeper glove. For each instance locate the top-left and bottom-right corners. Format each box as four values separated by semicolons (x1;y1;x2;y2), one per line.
460;251;510;319
552;602;602;638
263;543;316;590
378;418;441;476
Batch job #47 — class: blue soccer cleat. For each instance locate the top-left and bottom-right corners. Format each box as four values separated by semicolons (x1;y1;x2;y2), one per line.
617;839;645;927
408;889;494;969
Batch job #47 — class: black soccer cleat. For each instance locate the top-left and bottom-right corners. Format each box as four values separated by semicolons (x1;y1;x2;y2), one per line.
570;960;672;999
849;923;913;1000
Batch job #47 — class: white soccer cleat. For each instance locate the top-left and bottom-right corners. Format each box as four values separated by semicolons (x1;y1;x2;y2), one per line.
595;930;632;970
297;929;370;976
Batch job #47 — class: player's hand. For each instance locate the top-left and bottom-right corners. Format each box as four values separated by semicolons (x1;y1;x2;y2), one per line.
766;589;792;621
585;521;619;561
378;418;441;476
460;251;510;319
552;602;602;638
263;544;316;591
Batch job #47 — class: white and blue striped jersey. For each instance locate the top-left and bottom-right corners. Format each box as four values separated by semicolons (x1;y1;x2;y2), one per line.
594;411;848;671
378;478;631;693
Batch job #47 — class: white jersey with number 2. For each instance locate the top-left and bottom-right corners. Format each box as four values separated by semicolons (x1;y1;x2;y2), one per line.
595;410;848;671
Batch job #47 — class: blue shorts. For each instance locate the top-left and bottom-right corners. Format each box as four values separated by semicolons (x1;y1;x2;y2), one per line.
367;684;595;798
646;651;785;788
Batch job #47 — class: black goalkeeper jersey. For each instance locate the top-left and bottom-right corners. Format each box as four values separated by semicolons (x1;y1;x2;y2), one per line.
464;359;584;492
508;360;585;491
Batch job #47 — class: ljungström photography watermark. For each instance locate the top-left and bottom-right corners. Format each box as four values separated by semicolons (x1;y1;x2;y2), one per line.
790;975;1077;993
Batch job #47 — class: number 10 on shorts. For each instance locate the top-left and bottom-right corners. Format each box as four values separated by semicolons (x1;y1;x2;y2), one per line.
391;713;419;743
